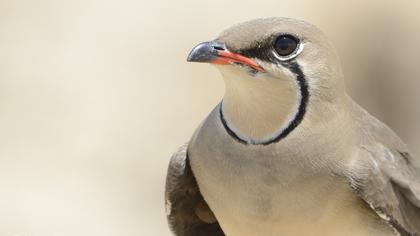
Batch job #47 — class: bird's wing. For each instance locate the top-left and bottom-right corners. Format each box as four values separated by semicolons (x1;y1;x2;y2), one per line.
165;144;225;236
351;109;420;235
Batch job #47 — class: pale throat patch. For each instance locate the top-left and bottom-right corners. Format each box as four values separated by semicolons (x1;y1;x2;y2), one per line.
219;66;302;144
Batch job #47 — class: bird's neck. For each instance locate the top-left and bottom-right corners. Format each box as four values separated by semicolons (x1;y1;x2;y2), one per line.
220;67;301;144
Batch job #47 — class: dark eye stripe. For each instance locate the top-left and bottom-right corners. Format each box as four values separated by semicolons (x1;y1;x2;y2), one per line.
234;34;301;63
236;40;275;62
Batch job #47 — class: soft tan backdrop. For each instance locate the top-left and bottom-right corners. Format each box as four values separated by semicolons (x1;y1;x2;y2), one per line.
0;0;419;235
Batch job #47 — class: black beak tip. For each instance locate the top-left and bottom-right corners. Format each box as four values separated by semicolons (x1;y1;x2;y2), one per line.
187;42;217;62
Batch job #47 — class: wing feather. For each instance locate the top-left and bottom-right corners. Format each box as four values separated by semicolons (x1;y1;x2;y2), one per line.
352;106;420;235
165;144;225;236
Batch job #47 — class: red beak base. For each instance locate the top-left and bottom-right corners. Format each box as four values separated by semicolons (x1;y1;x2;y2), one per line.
212;51;265;72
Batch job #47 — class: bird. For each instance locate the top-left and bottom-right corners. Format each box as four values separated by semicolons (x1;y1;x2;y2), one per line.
165;17;420;236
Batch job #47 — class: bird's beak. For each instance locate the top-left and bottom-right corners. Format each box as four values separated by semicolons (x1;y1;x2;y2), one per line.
187;41;265;72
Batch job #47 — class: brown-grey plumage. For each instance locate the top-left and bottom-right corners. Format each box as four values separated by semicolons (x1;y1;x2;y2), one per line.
165;144;225;236
351;103;420;235
165;17;420;236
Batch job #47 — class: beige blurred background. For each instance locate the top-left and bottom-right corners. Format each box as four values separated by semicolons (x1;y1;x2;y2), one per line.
0;0;419;235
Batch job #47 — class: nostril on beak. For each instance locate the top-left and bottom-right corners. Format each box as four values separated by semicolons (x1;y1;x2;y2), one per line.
213;46;225;51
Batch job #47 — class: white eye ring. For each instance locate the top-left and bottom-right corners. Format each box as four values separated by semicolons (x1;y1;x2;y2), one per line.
272;42;304;61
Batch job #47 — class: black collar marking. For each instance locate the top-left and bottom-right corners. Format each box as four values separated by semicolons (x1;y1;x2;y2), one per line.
219;61;309;146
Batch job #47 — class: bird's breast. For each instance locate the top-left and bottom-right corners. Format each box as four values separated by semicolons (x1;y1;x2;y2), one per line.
190;147;395;236
187;105;395;236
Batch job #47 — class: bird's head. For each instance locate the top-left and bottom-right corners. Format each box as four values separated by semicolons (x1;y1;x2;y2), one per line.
187;18;347;145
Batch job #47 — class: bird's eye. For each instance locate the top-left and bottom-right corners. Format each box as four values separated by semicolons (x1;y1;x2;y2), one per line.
274;35;299;57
